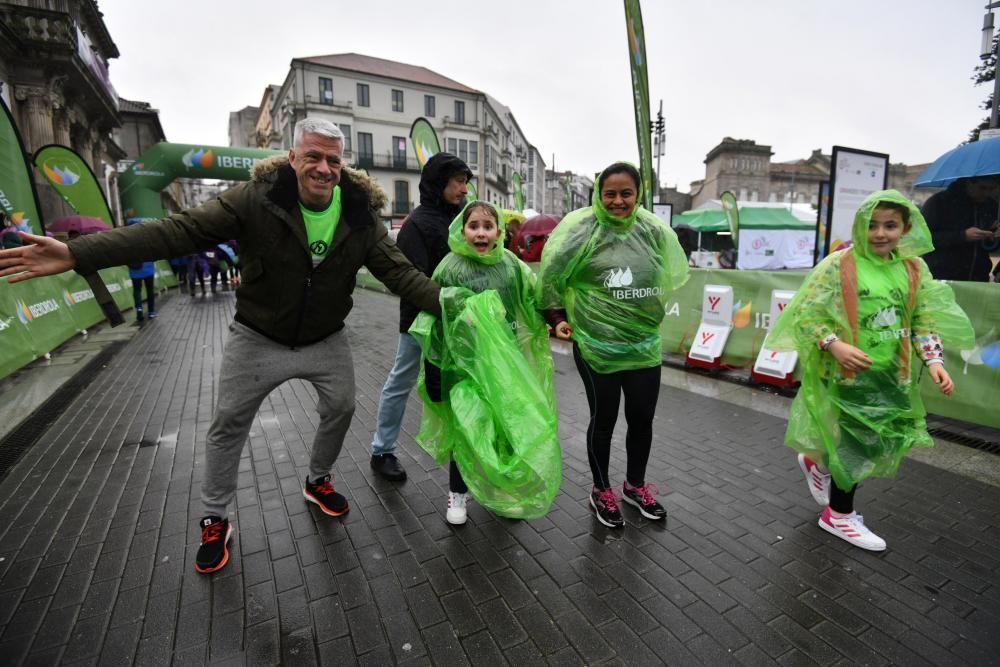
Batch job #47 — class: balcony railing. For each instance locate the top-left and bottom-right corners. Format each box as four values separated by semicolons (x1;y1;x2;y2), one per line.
442;116;479;129
353;152;420;172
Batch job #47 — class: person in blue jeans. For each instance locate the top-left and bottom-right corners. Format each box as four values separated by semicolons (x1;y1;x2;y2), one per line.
370;152;472;481
126;220;156;321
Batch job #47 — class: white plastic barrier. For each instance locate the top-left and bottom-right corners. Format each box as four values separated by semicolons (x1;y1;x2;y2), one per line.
687;285;733;369
751;289;799;386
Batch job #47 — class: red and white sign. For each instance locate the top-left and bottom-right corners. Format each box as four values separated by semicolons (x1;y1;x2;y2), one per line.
752;289;798;386
688;285;733;368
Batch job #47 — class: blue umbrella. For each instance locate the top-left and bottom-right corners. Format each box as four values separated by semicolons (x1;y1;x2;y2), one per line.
915;139;1000;188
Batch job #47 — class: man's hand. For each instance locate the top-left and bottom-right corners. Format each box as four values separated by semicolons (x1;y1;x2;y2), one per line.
0;232;76;282
964;226;996;242
928;364;954;396
828;340;872;372
554;321;573;340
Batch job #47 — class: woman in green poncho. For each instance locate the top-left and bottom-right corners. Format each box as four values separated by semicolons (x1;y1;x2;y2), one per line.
537;162;688;528
766;189;974;551
410;201;560;524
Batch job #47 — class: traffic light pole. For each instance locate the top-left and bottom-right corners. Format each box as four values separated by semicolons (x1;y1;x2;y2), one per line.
655;100;664;200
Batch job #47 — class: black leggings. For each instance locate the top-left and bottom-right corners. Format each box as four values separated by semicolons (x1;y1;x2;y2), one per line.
573;345;661;490
829;480;857;514
425;360;468;494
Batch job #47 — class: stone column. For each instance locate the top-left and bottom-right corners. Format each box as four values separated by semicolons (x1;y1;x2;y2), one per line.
14;85;55;152
72;124;93;165
90;132;105;177
50;77;71;147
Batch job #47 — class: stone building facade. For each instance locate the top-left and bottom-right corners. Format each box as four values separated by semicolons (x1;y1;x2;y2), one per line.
0;0;125;224
543;169;593;219
688;137;937;211
260;53;546;223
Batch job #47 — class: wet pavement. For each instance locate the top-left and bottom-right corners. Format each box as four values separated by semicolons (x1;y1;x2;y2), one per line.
0;286;998;666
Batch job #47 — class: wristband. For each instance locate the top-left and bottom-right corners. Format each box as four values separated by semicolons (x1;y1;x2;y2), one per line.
818;334;839;352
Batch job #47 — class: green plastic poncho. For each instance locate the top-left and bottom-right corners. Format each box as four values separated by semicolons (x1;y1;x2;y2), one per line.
409;202;561;519
766;189;975;490
537;167;689;373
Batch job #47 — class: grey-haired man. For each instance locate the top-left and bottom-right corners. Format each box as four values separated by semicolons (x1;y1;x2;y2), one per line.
0;118;440;573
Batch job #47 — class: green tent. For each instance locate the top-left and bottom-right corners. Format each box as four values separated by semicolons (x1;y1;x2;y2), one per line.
672;206;812;232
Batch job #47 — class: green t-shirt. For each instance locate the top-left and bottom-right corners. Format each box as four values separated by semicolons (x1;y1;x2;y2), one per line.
298;186;342;265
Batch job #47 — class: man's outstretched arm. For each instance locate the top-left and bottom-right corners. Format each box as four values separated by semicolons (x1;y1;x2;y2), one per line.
0;232;76;283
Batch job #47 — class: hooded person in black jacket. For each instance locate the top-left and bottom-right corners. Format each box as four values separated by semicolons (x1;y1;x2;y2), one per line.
370;153;473;480
922;177;1000;282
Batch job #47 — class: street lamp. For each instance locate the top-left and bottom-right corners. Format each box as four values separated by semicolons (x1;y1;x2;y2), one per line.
982;2;1000;128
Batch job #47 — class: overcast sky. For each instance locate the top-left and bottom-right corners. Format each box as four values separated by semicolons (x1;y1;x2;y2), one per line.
99;0;984;190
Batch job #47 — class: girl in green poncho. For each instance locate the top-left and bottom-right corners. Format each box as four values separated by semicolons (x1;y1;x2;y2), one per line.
410;201;560;524
766;189;974;551
537;162;688;528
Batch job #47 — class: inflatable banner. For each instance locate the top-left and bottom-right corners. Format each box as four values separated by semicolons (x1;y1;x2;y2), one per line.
34;145;115;225
0;98;44;236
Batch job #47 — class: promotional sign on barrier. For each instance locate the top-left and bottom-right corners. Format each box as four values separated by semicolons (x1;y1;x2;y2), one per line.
687;285;733;368
752;289;798;386
0;261;177;378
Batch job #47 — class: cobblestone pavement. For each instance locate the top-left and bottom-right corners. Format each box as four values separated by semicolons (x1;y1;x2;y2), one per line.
0;287;998;666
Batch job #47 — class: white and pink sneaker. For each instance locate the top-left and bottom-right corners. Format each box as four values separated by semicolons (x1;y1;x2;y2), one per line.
818;506;886;551
798;454;831;506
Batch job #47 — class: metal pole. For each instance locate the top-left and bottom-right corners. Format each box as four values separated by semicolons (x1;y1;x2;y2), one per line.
655;100;664;202
992;48;1000;129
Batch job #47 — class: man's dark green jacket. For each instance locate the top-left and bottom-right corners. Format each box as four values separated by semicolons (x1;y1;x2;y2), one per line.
69;156;440;346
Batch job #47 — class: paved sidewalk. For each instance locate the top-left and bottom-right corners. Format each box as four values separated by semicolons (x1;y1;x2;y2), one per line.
0;287;998;665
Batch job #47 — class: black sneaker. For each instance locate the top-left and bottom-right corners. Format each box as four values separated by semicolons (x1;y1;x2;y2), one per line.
622;482;667;520
370;453;407;481
135;308;144;323
195;516;233;574
303;475;349;516
590;488;624;528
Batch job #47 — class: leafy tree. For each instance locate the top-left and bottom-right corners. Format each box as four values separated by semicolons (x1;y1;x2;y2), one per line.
970;35;998;142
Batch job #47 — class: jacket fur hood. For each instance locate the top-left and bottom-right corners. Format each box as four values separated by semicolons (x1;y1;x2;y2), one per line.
251;155;388;211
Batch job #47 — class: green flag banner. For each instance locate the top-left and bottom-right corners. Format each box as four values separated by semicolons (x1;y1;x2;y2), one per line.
0;97;44;235
409;118;441;169
512;172;524;212
720;191;739;248
624;0;653;210
466;179;478;204
34;144;115;225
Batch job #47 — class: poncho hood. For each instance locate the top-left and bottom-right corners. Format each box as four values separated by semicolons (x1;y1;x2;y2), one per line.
592;161;643;232
447;200;507;266
850;189;934;263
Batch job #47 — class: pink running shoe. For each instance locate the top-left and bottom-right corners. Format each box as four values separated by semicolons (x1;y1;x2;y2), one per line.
818;506;886;551
798;454;831;506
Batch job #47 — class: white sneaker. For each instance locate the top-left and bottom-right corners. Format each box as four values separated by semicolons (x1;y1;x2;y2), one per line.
446;492;468;525
798;454;831;506
818;507;886;551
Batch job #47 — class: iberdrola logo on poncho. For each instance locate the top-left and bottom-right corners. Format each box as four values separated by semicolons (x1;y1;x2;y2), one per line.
603;267;633;288
868;307;898;329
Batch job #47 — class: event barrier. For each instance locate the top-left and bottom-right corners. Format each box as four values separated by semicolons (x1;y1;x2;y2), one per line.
3;264;995;428
0;261;177;378
357;266;1000;428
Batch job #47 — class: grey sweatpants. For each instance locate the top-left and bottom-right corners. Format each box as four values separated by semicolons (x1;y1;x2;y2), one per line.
201;321;355;518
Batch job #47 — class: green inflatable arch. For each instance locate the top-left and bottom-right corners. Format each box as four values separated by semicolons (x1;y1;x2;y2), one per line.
119;143;282;222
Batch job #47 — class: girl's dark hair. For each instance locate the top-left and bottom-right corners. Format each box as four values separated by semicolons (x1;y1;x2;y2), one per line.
462;201;497;226
598;162;641;192
873;201;910;226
